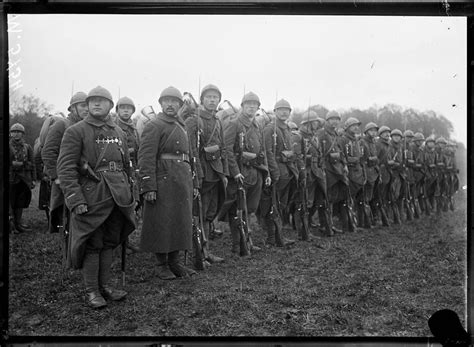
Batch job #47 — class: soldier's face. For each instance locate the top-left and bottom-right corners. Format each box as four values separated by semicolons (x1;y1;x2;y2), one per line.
414;140;423;147
275;108;291;122
391;135;401;143
242;101;259;118
74;102;89;119
327;118;339;128
367;129;377;138
427;141;435;149
439;143;446;150
160;97;181;117
10;130;23;140
118;104;134;120
88;97;113;118
347;124;359;134
310;121;321;132
202;91;220;112
380;131;390;140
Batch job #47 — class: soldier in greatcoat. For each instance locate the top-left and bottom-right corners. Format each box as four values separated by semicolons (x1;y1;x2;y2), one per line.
9;123;36;233
386;129;404;224
298;111;333;236
423;135;438;215
360;122;380;228
435;137;449;212
114;96;141;252
42;92;88;234
339;117;364;231
445;141;459;211
185;84;228;265
138;86;197;280
399;130;415;221
375;125;392;226
223;92;270;254
410;132;426;217
261;99;297;246
57;86;135;309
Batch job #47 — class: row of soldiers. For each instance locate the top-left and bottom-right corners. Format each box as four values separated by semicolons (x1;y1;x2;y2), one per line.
9;84;459;309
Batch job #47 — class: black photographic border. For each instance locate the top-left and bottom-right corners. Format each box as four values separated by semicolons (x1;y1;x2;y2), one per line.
0;1;472;346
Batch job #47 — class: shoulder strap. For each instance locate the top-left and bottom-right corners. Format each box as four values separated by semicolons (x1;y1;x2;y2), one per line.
204;119;220;147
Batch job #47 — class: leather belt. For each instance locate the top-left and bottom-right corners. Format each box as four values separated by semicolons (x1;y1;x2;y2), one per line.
96;161;123;172
160;153;190;162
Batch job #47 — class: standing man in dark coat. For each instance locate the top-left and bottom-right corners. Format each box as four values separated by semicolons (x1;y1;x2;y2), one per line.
185;84;228;264
57;86;135;309
9;123;36;233
42;92;88;234
298;111;333;236
316;111;348;234
223;92;270;254
261;99;297;246
423;135;438;215
435;137;449;212
399;130;415;221
375;125;392;226
339;117;364;231
386;129;404;224
360;122;380;228
114;96;141;252
138;86;197;280
411;132;426;216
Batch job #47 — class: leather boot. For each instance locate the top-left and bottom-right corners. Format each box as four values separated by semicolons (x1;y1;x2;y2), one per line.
442;196;449;212
392;203;401;225
328;203;343;234
413;198;421;219
155;253;176;280
82;252;107;309
380;205;390;227
168;251;197;277
318;207;334;237
209;221;223;240
357;203;364;228
203;222;224;263
424;197;431;216
14;208;32;233
99;248;127;301
263;216;276;247
230;218;241;254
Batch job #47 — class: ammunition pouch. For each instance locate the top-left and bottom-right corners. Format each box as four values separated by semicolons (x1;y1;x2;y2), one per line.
241;151;263;167
12;160;24;169
347;156;359;167
329;152;341;164
367;156;379;167
429;164;436;169
203;144;221;161
279;150;295;163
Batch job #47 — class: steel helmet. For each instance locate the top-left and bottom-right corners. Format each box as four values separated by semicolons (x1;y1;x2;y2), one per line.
300;110;319;125
364;122;378;133
86;86;114;107
378;125;391;136
241;92;261;107
159;86;183;105
274;99;291;111
287;121;298;130
326;110;341;121
404;130;414;138
413;132;425;141
391;129;403;137
425;135;436;143
435;136;447;144
116;96;136;113
344;117;361;129
200;84;222;103
68;91;88;112
10;123;25;133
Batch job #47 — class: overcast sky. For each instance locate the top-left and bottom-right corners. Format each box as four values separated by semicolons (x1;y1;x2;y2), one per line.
8;15;466;144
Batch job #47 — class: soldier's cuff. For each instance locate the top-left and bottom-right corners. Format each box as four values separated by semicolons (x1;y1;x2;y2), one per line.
64;191;87;211
140;176;157;194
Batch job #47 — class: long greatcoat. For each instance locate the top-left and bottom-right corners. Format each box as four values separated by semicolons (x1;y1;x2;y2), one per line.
138;112;194;253
57;114;136;269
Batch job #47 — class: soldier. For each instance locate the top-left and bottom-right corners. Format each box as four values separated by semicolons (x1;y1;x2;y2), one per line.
386;129;404;224
445;141;459;211
423;135;438;215
375;125;392;226
42;92;89;234
339;117;365;231
435;137;449;212
411;132;426;217
184;84;228;264
399;130;415;221
360;122;380;228
261;99;297;245
298;110;333;236
316;110;348;234
223;91;270;253
9;123;36;233
138;86;197;279
114;96;141;253
57;86;135;309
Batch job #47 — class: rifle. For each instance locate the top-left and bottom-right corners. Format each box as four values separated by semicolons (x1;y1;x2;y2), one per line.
294;136;310;240
58;204;70;282
344;142;359;230
192;191;209;270
236;180;251;256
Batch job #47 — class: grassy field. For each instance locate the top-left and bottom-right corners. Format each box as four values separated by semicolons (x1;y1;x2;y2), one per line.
8;187;467;336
